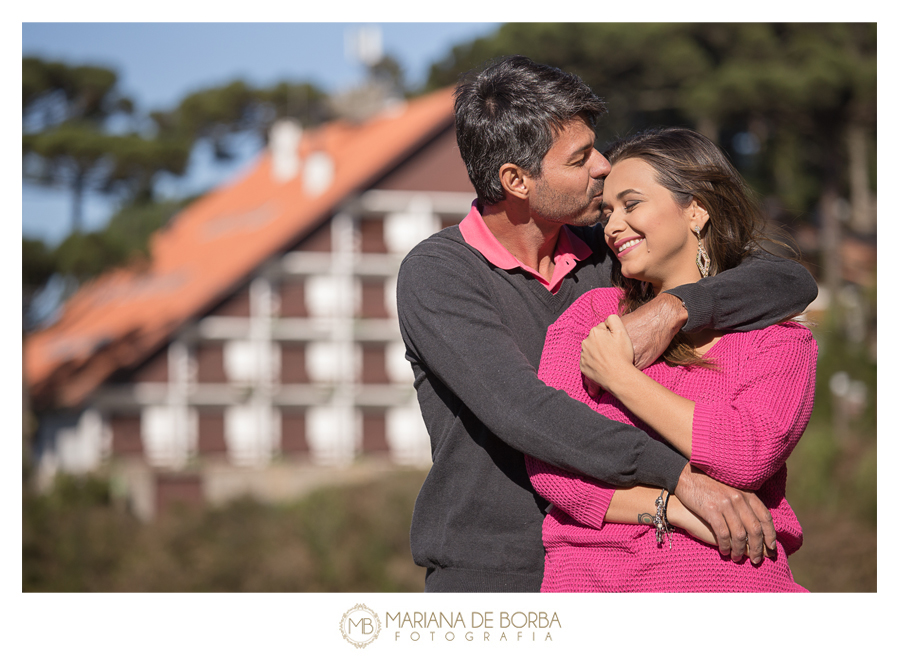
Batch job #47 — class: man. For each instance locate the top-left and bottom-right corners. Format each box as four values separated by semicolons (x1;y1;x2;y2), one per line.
396;56;817;592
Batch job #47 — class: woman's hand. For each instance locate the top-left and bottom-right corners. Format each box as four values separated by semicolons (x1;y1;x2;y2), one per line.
580;314;636;393
582;314;697;456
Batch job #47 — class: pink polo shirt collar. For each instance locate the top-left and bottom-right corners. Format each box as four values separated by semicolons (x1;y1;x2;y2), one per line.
458;201;593;294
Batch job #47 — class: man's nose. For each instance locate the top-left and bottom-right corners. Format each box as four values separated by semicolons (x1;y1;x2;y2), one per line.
590;151;611;178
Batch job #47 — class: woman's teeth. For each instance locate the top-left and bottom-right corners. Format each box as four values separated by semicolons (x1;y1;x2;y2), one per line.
618;238;643;253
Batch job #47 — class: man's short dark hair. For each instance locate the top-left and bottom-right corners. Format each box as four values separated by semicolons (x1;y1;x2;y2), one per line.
454;55;607;205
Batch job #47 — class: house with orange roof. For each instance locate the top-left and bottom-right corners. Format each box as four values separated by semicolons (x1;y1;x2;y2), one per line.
24;87;475;518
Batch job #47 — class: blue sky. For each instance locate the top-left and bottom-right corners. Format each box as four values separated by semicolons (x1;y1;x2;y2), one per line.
22;23;501;110
22;22;501;245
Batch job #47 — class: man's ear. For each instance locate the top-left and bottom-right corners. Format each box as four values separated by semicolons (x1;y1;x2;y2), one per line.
499;163;530;200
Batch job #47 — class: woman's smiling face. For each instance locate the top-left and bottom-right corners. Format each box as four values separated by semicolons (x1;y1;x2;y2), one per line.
601;157;708;293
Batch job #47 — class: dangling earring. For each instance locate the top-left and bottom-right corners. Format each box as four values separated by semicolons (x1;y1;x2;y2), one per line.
693;226;710;278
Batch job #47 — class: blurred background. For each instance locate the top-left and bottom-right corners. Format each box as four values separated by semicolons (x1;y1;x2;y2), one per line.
22;22;876;593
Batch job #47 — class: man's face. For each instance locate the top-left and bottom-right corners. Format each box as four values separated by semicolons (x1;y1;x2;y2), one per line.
529;116;611;227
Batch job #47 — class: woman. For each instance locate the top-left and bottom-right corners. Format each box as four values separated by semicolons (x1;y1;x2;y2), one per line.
526;128;816;592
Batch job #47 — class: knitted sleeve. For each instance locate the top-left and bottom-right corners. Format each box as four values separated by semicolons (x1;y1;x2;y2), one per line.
526;288;624;529
689;323;818;489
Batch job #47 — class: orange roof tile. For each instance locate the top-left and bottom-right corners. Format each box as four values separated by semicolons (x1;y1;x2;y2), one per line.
25;87;457;408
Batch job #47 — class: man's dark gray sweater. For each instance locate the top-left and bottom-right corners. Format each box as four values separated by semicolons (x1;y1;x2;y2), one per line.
396;223;817;592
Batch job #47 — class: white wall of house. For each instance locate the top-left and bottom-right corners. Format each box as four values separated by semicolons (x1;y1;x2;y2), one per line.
38;191;475;482
54;408;109;473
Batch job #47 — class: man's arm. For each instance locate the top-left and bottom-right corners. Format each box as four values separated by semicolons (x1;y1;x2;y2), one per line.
670;251;818;334
396;245;685;493
610;252;817;369
602;483;775;561
400;243;775;563
674;464;776;562
526;438;776;563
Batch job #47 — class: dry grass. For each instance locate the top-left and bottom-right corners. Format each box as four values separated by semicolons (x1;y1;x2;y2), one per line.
23;468;429;593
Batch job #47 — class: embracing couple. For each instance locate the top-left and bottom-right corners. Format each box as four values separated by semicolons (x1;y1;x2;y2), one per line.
397;55;817;593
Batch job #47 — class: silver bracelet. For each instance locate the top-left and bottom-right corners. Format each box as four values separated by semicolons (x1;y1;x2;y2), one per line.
654;489;673;548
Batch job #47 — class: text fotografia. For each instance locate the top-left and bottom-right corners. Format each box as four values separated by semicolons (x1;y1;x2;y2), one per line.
386;611;561;642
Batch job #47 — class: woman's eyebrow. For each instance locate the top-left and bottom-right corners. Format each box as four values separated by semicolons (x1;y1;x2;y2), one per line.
601;188;645;210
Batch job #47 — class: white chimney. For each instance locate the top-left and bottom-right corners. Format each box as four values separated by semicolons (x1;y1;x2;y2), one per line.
346;25;383;67
303;151;334;196
269;119;303;182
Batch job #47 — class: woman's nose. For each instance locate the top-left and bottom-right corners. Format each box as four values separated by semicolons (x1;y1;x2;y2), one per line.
604;211;623;237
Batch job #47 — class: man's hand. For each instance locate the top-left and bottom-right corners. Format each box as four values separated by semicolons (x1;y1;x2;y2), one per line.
674;463;777;564
619;293;687;369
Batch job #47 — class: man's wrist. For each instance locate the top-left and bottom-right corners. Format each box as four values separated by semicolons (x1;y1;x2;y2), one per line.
636;442;689;494
673;461;693;497
660;292;689;335
664;283;715;333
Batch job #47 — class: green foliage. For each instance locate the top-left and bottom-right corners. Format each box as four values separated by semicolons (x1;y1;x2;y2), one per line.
22;238;59;331
23;56;128;125
151;79;332;160
368;54;406;96
53;231;130;281
23;473;129;593
23;57;191;234
785;325;877;593
23;457;876;592
23;54;330;269
423;23;876;215
103;197;193;255
30;197;190;285
23;124;190;210
291;471;423;592
23;469;428;592
22;239;56;293
786;309;877;527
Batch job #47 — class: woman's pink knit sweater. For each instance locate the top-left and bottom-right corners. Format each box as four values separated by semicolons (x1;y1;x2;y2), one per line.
527;288;817;592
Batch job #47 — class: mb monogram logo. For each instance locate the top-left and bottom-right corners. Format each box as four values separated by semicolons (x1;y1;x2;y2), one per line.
339;604;382;648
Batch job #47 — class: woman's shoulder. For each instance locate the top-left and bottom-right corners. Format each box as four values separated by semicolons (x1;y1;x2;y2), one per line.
753;320;816;343
718;320;817;364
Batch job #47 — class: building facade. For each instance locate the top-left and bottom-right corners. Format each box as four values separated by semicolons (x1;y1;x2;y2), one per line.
26;89;474;517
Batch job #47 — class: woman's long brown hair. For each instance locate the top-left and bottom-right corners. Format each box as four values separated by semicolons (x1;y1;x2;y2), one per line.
603;128;774;367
